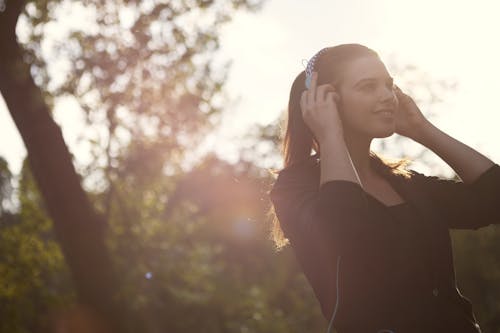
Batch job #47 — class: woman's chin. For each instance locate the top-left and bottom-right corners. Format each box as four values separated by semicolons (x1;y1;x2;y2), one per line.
373;127;396;138
347;124;396;140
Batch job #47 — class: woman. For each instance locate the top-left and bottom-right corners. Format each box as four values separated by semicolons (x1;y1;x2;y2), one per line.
269;44;499;333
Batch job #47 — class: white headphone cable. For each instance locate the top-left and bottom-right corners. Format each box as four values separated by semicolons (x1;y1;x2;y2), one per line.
326;255;342;333
346;146;364;189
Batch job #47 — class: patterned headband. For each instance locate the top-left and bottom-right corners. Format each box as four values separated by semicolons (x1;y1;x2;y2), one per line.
304;47;330;89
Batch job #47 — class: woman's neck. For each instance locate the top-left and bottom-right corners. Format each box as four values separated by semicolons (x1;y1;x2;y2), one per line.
342;131;375;183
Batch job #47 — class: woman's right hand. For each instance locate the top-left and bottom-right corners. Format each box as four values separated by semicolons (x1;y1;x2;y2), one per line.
300;72;343;144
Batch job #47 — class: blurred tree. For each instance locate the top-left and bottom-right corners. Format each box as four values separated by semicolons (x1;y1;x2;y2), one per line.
0;0;264;331
104;152;328;332
0;157;14;217
0;159;74;332
1;151;328;332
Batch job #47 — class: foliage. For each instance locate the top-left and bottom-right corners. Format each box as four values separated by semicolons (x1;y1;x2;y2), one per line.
18;0;263;182
99;151;327;332
0;153;329;332
2;0;330;330
0;161;74;332
0;157;13;216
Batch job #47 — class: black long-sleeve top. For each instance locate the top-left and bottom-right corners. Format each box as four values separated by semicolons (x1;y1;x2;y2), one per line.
269;154;500;333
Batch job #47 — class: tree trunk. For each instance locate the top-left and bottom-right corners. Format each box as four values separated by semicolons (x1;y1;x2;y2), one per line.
0;2;125;331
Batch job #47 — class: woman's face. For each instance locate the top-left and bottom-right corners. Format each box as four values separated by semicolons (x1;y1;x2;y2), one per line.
336;55;398;139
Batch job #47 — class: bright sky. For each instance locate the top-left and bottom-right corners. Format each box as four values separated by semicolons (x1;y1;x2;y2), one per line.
1;0;500;177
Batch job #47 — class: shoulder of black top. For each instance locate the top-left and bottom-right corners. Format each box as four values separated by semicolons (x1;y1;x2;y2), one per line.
279;153;319;174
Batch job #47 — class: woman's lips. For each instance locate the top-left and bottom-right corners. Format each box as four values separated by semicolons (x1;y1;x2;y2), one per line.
374;109;395;117
377;111;394;117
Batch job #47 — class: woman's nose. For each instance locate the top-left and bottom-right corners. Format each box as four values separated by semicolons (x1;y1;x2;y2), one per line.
380;85;396;104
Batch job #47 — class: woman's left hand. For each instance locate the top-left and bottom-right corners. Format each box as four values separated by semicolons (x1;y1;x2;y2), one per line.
393;85;430;140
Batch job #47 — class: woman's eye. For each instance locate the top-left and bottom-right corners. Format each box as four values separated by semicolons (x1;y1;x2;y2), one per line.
361;83;376;91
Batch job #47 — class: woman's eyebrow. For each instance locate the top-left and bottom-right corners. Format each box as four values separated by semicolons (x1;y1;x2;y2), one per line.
354;76;394;87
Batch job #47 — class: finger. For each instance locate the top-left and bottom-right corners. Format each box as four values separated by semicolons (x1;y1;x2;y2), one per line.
333;91;340;104
394;85;407;98
326;92;333;104
323;84;336;102
306;88;313;107
316;84;327;103
300;91;307;114
398;91;412;104
306;72;317;106
327;91;340;105
304;90;314;109
393;85;409;103
309;71;318;92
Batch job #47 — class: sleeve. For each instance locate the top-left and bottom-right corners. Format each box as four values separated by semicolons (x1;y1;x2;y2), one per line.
268;159;371;318
269;158;370;254
410;163;500;230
